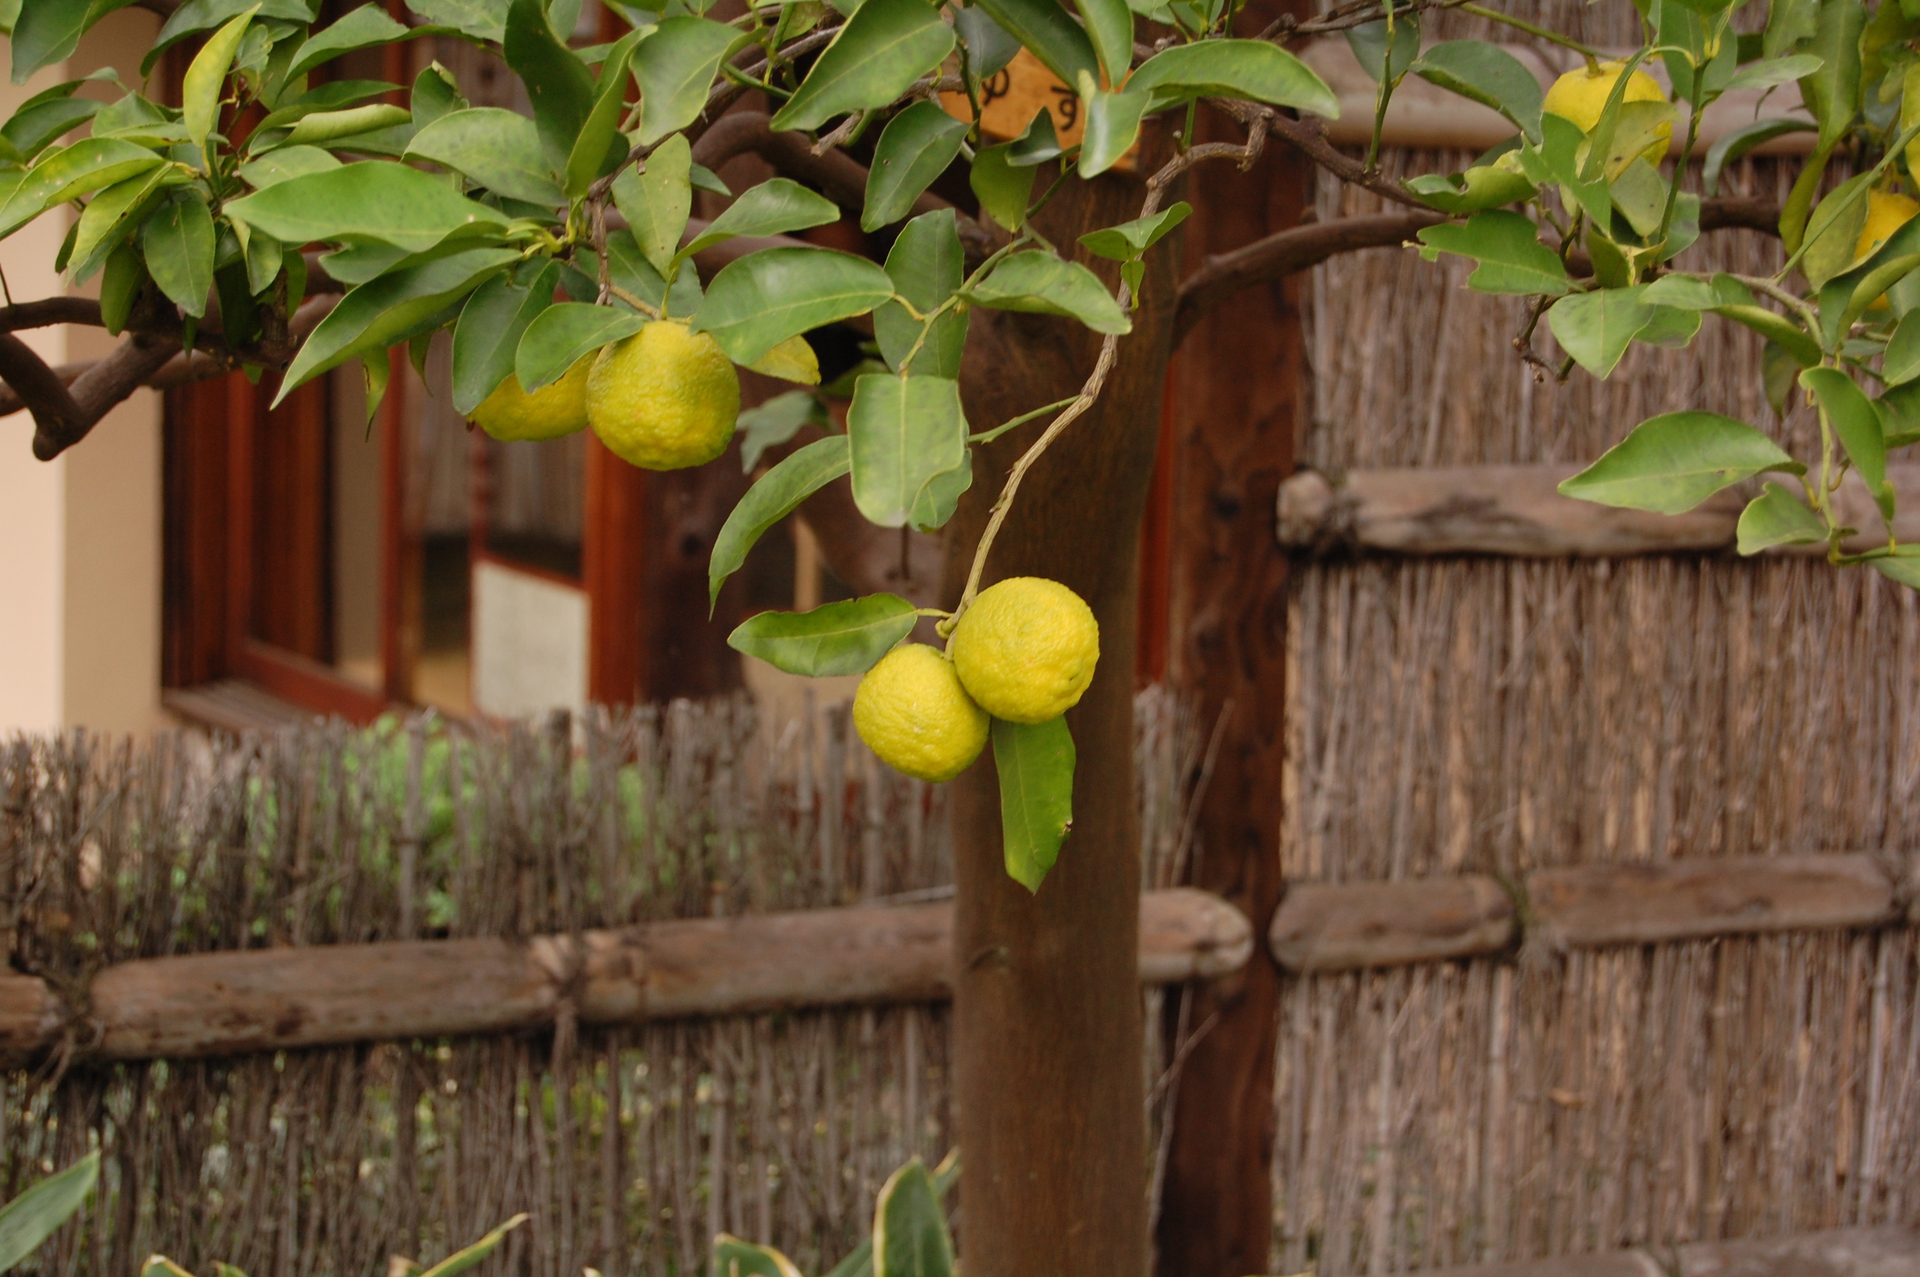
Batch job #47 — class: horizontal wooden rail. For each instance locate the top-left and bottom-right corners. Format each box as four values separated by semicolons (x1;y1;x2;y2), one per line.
0;888;1249;1067
1277;465;1920;559
1269;853;1905;973
1411;1226;1920;1277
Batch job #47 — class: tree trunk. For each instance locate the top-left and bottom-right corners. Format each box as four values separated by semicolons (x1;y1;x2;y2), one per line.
946;160;1179;1276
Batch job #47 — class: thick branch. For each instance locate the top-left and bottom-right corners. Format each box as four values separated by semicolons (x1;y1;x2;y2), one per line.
0;334;87;445
1699;196;1782;234
32;337;180;459
0;297;104;331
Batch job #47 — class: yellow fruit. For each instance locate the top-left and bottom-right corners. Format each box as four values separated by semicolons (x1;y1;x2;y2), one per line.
1853;191;1919;310
1542;61;1671;165
950;577;1099;725
853;644;990;782
471;358;592;441
587;319;741;470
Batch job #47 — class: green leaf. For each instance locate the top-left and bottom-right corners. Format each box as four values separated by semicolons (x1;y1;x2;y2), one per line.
281;102;413;148
1702;118;1816;197
238;144;341;188
1516;113;1610;228
1801;0;1863;150
711;1235;808;1277
278;246;518;403
969;250;1130;333
875;208;967;378
289;5;412;81
13;0;134;84
1764;0;1819;56
992;716;1074;893
910;446;971;530
1727;51;1823;91
566;28;640;197
1346;10;1420;84
184;6;258;157
1077;86;1149;178
709;434;853;604
728;594;918;676
771;0;956;132
1;92;101;162
1073;0;1132;88
1798;170;1871;290
1885;313;1920;386
954;2;1021;78
68;165;176;281
848;372;968;526
1128;40;1338;119
863;100;967;232
680;177;842;261
1547;288;1657;379
1415;210;1570;297
504;0;595;172
141;189;215;317
740;389;828;469
694;247;896;365
1872;549;1920;589
1736;480;1826;554
515;302;645;392
406;108;562;205
968;142;1033;232
100;240;143;334
0;1153;98;1271
1801;365;1888;497
1006;106;1062;166
1403;161;1534;214
1079;202;1190;261
419;1215;530;1277
142;0;310;75
226;162;511;252
408;0;504;40
613;133;691;275
632;17;742;144
968;0;1097;88
1413;38;1543;142
874;1158;956;1277
1559;411;1803;513
241;224;282;296
0;137;165;238
452;259;558;413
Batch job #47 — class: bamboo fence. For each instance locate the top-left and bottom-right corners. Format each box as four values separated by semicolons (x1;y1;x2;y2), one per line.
0;693;1201;1277
1280;0;1920;1264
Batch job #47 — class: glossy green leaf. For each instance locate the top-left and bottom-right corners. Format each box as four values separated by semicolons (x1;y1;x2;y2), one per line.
1006;106;1062;166
141;189;215;317
68;165;176;280
874;1158;956;1277
1764;0;1819;56
709;434;852;605
0;1153;98;1271
289;5;412;81
281;103;413;147
607;228;703;315
632;17;740;144
566;27;640;197
0;138;166;238
1079;202;1190;261
728;594;918;676
277;246;518;403
910;446;971;530
184;7;258;156
1872;550;1920;589
515;302;645;392
875;208;967;378
1414;210;1570;297
863;101;967;232
1711;303;1821;367
1;93;100;162
680;178;842;260
241;224;282;296
954;2;1020;77
419;1215;530;1277
408;0;505;41
613;132;691;274
1516;112;1610;228
1736;481;1826;554
1701;117;1815;197
1801;365;1887;498
739;389;828;470
1346;10;1420;84
968;142;1033;232
1547;288;1657;379
1801;0;1863;150
503;0;595;172
1403;161;1534;214
1885;314;1920;387
969;251;1131;333
992;716;1074;893
1558;411;1803;514
226;162;511;252
407;108;562;205
1078;86;1148;178
14;0;135;83
142;0;311;75
694;247;896;364
824;1156;961;1277
711;1235;808;1277
452;259;558;413
1128;40;1338;119
1072;0;1131;87
770;0;956;132
238;144;341;189
99;240;144;334
968;0;1097;87
1726;51;1823;91
848;373;968;527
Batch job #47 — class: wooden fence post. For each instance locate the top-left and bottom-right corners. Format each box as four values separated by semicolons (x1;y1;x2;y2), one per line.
1153;3;1307;1270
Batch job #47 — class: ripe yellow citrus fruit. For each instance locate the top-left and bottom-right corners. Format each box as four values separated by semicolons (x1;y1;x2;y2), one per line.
950;577;1099;724
1543;61;1671;165
587;319;740;470
853;644;990;782
471;358;592;441
1853;191;1919;309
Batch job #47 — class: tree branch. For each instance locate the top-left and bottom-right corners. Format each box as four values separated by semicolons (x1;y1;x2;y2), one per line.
0;334;88;445
30;337;180;459
0;298;104;331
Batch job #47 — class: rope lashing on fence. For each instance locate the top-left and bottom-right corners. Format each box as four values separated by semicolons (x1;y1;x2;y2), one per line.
1270;852;1914;973
0;887;1252;1069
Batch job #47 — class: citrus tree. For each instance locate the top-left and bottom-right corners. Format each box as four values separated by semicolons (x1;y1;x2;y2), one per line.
0;0;1908;1268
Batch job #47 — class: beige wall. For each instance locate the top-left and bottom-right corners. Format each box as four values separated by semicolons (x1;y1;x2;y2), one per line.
0;10;167;738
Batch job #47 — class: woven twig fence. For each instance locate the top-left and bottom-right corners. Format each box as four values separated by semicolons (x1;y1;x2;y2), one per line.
1284;0;1920;1260
0;692;1201;1277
